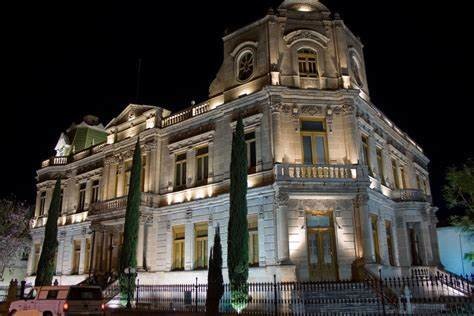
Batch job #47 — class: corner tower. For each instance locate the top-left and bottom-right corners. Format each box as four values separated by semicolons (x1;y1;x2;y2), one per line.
209;0;369;102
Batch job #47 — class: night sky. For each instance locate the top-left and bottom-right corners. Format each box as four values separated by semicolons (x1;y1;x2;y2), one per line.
2;0;471;224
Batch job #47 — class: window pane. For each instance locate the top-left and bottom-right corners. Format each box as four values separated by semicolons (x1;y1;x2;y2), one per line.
309;234;318;265
203;156;209;179
197;158;203;181
249;141;256;168
303;136;313;164
307;214;330;228
316;136;326;164
323;233;332;264
301;121;325;132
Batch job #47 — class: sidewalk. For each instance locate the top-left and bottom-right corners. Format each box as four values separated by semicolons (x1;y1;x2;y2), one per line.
106;310;204;316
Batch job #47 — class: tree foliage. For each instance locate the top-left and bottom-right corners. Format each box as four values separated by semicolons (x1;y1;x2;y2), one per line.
119;139;142;300
206;225;224;315
35;177;61;286
0;198;32;281
227;117;249;312
444;159;474;261
444;159;474;235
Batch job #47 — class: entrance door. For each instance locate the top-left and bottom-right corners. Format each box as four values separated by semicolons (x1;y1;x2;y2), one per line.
307;212;338;281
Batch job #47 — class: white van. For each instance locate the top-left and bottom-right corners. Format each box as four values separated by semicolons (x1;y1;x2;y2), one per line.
8;285;105;316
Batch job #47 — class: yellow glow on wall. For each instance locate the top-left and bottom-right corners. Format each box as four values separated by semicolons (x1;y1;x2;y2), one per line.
295;4;314;12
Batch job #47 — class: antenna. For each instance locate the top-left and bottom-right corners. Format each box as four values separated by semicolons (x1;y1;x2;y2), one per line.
135;58;143;103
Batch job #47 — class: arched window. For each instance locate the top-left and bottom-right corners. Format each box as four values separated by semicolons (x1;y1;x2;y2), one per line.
237;50;255;82
298;48;319;78
351;55;363;87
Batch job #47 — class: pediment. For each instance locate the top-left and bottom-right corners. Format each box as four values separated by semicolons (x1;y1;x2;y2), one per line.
106;104;158;129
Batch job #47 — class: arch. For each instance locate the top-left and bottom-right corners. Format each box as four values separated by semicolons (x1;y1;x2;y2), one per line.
284;29;330;48
230;41;258;58
235;48;256;83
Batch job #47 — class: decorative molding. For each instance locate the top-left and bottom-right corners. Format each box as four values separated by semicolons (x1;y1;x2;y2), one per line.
284;29;330;48
230;41;258;58
300;105;324;116
168;130;215;153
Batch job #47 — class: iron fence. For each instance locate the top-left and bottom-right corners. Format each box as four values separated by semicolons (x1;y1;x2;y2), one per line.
124;275;473;315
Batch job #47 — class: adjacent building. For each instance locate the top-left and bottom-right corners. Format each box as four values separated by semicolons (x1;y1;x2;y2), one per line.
27;0;439;285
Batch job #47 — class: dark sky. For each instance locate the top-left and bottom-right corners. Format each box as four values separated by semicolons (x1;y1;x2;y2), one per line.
1;1;471;223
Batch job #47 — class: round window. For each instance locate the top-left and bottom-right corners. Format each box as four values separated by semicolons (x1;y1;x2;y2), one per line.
237;51;254;82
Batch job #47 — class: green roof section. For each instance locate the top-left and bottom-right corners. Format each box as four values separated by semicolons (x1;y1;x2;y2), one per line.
64;115;107;154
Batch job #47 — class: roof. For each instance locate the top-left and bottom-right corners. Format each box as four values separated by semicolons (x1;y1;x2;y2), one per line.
279;0;330;13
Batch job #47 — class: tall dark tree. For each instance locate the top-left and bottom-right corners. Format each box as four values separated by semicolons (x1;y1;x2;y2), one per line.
119;139;142;300
227;117;249;312
206;225;224;315
35;177;61;286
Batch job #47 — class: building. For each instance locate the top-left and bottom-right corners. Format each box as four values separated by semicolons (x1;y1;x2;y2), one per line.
437;227;474;277
27;0;440;286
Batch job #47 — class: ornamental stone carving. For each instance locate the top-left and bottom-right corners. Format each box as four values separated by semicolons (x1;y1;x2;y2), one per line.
300;105;324;116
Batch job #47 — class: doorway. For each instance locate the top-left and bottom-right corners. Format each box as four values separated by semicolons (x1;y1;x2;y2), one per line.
306;211;338;281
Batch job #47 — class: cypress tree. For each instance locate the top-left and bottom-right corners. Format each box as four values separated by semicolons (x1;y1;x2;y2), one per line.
227;117;249;312
35;177;61;286
119;139;142;301
206;225;224;315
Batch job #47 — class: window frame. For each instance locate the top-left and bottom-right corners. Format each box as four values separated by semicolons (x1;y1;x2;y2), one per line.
194;223;208;270
195;147;209;186
248;217;259;267
300;119;329;165
297;48;319;78
236;49;256;83
245;131;257;174
78;183;87;212
172;226;185;271
174;153;187;190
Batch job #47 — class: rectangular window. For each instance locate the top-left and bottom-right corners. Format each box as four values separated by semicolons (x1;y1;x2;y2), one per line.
194;223;208;270
248;217;259;267
91;180;100;204
33;244;41;274
400;166;407;189
376;148;385;185
361;135;370;167
39;191;46;216
196;147;209;186
78;183;87;212
301;120;327;165
371;215;381;264
245;132;257;173
172;226;185;271
392;159;401;189
385;221;395;266
175;154;187;189
124;160;133;195
72;240;81;275
298;49;318;78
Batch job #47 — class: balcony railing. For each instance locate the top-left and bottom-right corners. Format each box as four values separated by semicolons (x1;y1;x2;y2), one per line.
89;193;154;214
162;102;211;127
275;163;360;181
391;189;428;202
41;156;69;168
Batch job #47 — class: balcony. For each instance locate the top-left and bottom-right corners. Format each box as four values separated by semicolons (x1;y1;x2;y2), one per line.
89;193;155;215
41;156;69;168
391;189;429;203
274;163;361;181
162;101;211;127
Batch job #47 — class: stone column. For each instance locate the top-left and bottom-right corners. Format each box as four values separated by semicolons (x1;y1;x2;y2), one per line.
101;163;110;201
396;218;411;267
143;150;151;193
275;192;290;264
208;142;215;183
341;105;359;164
358;196;376;263
255;126;263;172
379;218;390;266
56;234;65;275
78;238;87;275
116;163;125;198
62;236;74;276
27;240;37;276
136;220;145;270
185;221;194;271
84;180;92;210
187;149;196;188
34;191;41;218
271;106;283;163
258;206;266;266
107;164;118;199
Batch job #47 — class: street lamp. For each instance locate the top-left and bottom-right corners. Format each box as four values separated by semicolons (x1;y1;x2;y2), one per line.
124;267;136;309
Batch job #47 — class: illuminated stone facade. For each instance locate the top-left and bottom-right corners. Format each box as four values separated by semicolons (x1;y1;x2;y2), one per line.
27;0;439;285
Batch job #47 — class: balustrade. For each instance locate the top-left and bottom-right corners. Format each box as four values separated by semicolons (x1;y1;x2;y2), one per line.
275;163;359;181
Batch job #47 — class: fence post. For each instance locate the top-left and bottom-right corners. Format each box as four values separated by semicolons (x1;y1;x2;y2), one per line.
136;278;140;306
403;286;413;315
195;277;198;313
273;274;278;315
378;268;386;316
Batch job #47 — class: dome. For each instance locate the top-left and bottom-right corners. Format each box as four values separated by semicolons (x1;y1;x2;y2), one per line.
279;0;330;13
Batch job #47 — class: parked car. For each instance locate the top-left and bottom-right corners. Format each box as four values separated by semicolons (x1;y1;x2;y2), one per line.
8;285;105;316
